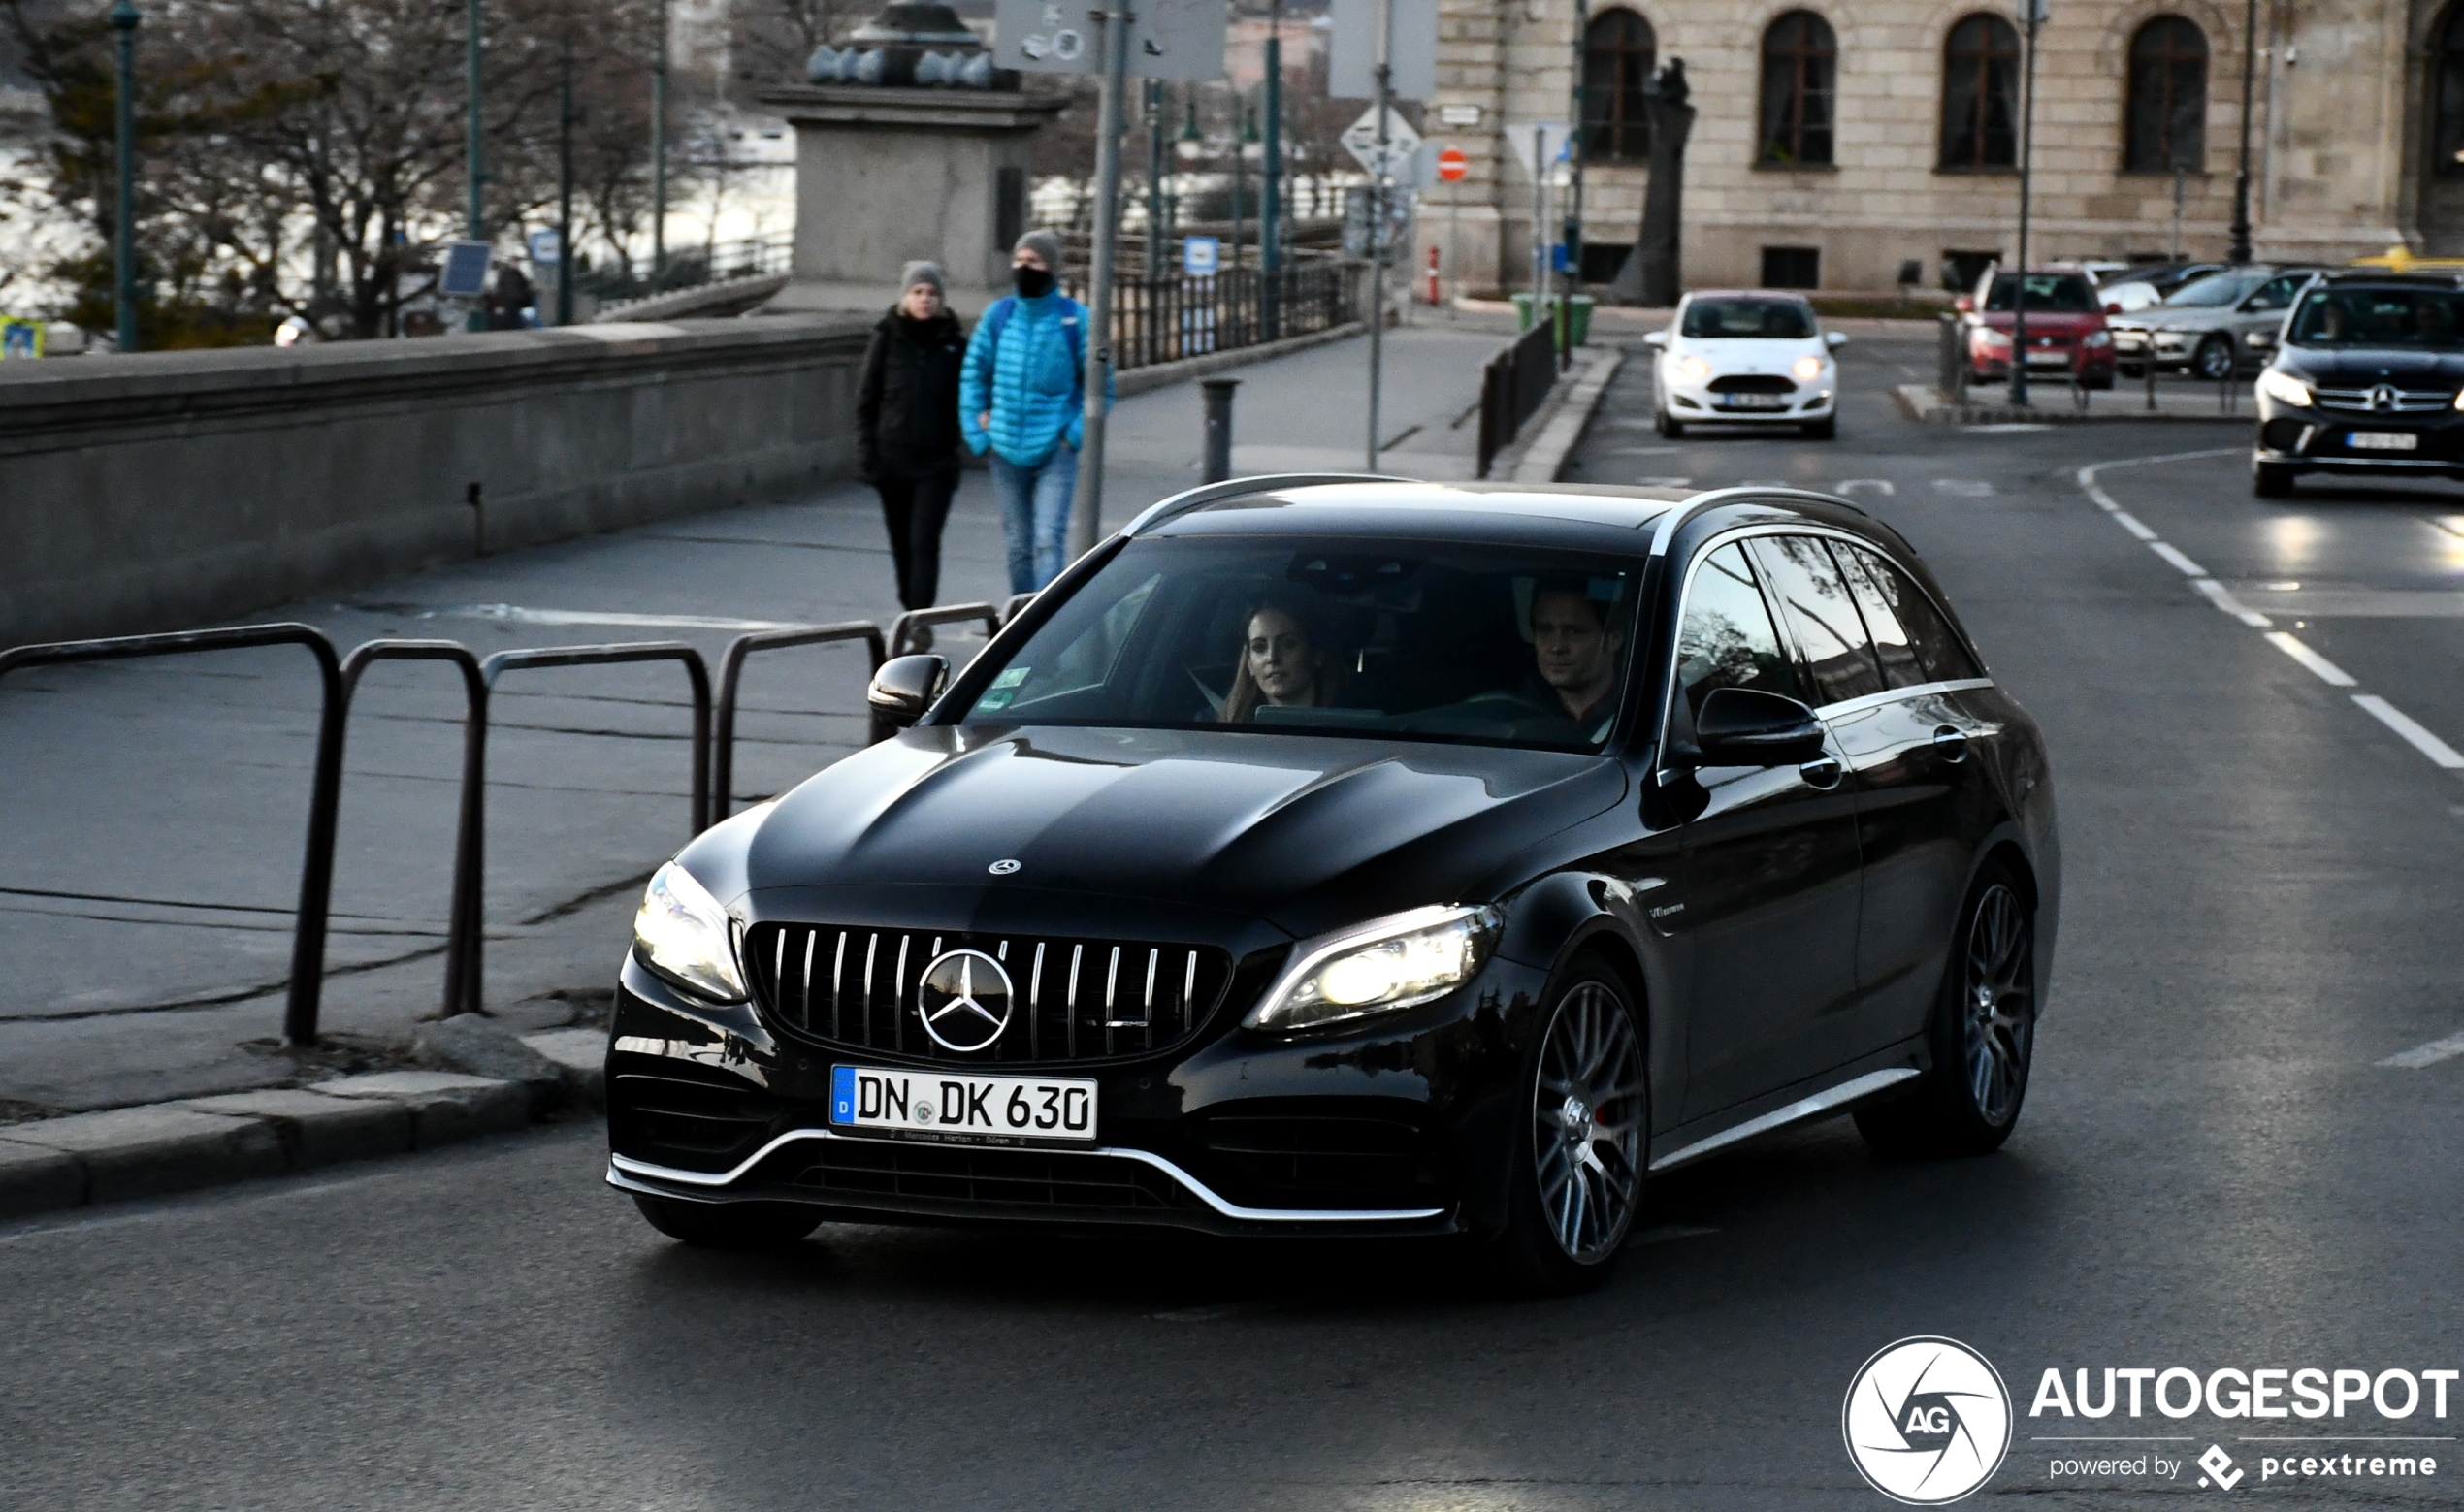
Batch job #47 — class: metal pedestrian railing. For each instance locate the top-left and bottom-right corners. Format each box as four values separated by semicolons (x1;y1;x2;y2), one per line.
712;622;885;822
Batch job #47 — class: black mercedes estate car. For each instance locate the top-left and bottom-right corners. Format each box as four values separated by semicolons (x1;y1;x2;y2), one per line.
2253;272;2464;496
607;479;2059;1291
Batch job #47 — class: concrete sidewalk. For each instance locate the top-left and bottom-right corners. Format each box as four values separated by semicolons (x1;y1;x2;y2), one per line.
0;324;1500;1121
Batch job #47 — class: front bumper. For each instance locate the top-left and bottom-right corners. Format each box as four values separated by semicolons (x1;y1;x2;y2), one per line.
604;947;1553;1239
1662;378;1834;423
2253;397;2464;479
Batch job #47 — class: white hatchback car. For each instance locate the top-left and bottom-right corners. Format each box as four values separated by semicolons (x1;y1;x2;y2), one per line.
1645;292;1849;439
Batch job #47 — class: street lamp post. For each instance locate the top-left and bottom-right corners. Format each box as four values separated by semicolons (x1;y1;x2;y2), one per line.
2228;0;2257;263
1066;0;1133;560
1261;0;1282;338
653;0;668;281
557;27;575;327
110;0;139;354
466;0;486;331
2008;0;2042;407
1567;0;1587;301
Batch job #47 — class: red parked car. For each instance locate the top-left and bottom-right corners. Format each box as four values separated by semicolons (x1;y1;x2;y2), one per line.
1958;269;2118;389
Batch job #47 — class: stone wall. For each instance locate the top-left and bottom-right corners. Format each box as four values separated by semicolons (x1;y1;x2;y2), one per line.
1427;0;2413;296
0;316;869;648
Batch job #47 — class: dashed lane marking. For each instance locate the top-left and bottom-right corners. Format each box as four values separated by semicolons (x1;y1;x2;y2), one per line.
2080;451;2464;784
1934;478;1994;497
2380;1031;2464;1069
2263;631;2357;687
1635;475;1694;487
1837;478;1897;496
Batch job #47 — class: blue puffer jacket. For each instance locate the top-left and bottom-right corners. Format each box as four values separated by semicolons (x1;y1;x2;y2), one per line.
958;291;1087;467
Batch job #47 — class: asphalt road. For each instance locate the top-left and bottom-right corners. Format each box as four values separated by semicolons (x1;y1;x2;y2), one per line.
5;333;2463;1509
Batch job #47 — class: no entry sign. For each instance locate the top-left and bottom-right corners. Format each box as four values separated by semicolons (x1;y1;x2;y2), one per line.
1436;146;1468;182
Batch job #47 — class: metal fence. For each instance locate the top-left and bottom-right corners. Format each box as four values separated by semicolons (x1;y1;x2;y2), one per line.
577;234;794;306
1064;259;1358;372
1476;324;1561;478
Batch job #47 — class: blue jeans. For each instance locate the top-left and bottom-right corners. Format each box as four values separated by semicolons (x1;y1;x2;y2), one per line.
989;448;1079;594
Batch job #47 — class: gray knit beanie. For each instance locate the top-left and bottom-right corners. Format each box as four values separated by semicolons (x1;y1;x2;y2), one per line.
1013;228;1066;271
899;260;946;295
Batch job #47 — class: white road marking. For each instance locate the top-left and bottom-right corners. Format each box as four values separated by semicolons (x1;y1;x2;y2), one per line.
1837;478;1897;496
2110;511;2159;540
2189;578;2272;627
2380;1031;2464;1069
2263;631;2357;687
1963;422;2052;434
2351;695;2464;768
1934;478;1994;497
1635;475;1694;487
428;603;810;631
2148;541;2207;576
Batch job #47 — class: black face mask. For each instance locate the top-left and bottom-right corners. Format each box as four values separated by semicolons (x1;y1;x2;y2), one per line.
1013;264;1054;299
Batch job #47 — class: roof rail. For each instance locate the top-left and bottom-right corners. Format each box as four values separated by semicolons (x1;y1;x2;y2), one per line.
1647;485;1868;559
1119;472;1412;537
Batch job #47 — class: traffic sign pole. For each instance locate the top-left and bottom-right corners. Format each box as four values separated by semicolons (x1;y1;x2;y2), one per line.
1436;145;1466;311
1068;2;1133;561
1366;0;1392;472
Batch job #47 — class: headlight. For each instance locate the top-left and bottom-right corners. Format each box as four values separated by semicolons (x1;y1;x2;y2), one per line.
1245;905;1501;1032
2083;330;2113;348
1791;354;1824;381
1676;354;1711;384
1975;327;2011;350
2257;369;2314;407
632;861;747;1002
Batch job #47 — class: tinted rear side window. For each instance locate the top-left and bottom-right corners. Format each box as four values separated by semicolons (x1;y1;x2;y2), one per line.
1675;541;1802;714
1751;535;1883;705
1835;547;1924;689
1841;543;1981;682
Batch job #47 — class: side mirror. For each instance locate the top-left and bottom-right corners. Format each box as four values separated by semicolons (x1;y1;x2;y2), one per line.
866;654;948;728
1954;295;1974;314
1825;331;1849;350
1643;330;1670;349
1694;686;1826;767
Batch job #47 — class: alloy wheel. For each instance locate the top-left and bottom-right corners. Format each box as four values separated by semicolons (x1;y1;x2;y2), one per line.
1961;883;2033;1127
1531;981;1646;1264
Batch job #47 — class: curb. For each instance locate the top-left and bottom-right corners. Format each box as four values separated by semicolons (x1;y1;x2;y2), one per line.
1894;381;2252;426
1500;347;1625;483
0;1028;604;1221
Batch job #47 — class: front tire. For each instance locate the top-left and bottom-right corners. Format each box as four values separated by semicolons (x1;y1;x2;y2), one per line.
2253;459;2296;498
1656;406;1685;438
1800;416;1836;439
1855;866;2036;1158
2193;333;2236;382
632;1193;822;1248
1493;960;1648;1294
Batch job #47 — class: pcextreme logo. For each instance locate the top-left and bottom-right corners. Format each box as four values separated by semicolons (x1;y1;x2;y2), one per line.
1843;1336;2015;1504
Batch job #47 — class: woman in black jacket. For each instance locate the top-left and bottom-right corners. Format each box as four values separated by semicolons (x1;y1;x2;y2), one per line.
856;261;966;615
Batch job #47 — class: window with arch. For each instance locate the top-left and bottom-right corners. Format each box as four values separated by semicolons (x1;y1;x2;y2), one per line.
1584;10;1658;161
1938;14;2020;169
1759;11;1837;167
2433;4;2464;176
2124;16;2207;173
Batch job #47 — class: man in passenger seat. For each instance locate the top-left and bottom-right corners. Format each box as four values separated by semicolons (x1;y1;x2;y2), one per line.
1527;579;1625;743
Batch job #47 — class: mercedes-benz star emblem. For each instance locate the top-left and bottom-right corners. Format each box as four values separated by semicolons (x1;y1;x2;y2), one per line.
988;858;1021;876
916;949;1014;1052
2370;383;2398;411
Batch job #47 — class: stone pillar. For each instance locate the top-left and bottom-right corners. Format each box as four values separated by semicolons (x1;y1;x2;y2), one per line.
759;85;1068;316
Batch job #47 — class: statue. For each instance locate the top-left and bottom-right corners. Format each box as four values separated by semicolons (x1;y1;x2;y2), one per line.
1612;58;1694;306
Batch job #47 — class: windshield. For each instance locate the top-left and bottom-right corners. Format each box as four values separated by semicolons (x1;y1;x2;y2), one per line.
1983;273;2094;312
960;536;1643;751
2286;287;2464;349
1681;299;1816;339
2163;271;2265;307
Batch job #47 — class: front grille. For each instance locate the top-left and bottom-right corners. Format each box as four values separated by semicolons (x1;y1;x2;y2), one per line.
1707;373;1796;395
783;1138;1189;1211
742;922;1234;1064
1192;1110;1439;1206
2315;386;2450;413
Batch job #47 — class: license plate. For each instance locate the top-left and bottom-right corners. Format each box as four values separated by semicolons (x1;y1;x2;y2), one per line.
830;1065;1096;1142
2348;431;2419;451
1719;394;1789;409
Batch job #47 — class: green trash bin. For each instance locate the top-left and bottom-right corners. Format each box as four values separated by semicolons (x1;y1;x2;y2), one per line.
1511;293;1597;348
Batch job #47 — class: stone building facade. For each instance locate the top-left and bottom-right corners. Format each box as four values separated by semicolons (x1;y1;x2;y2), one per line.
1422;0;2454;296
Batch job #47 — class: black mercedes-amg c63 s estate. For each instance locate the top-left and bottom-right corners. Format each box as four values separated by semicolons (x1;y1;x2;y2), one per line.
607;478;2059;1292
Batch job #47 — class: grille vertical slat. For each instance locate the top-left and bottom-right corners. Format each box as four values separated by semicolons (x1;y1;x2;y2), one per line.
742;923;1233;1066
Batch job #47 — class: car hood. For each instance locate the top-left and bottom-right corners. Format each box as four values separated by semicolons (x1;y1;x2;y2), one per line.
715;725;1628;939
2279;347;2464;385
1668;337;1822;370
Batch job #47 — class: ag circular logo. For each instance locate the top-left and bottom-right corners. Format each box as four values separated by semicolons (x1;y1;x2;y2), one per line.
1842;1336;2012;1505
916;949;1013;1052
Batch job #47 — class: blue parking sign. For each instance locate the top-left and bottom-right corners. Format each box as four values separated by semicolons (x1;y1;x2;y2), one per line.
1183;236;1220;277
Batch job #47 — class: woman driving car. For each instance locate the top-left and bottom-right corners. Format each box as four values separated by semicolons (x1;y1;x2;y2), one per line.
1220;595;1346;722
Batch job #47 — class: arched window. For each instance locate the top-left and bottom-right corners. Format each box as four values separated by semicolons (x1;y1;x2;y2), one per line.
2124;16;2207;173
2433;5;2464;177
1583;10;1658;162
1938;14;2020;169
1759;12;1837;167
